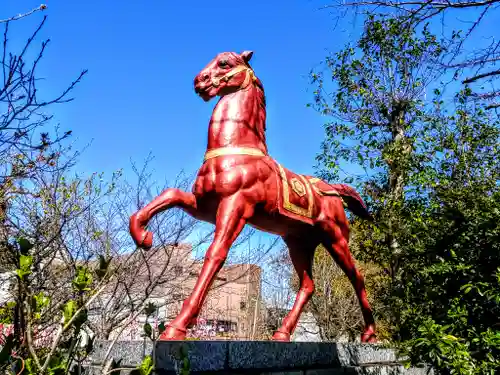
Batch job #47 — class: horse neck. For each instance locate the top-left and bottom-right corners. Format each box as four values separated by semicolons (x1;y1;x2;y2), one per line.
208;85;267;152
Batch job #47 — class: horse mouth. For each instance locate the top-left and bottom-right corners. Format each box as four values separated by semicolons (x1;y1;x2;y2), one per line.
195;85;212;101
195;84;208;93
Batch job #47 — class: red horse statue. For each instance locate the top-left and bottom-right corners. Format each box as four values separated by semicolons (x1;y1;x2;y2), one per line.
129;51;377;343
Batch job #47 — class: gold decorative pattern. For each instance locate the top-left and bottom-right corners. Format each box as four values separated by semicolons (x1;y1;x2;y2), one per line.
277;164;314;218
308;177;347;207
203;147;266;162
290;178;306;197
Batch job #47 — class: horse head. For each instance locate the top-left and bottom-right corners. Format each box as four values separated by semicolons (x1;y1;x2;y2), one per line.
194;51;257;101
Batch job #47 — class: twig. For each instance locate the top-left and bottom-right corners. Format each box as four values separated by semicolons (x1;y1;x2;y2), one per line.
40;278;112;372
485;102;500;109
0;5;47;24
24;299;42;369
101;304;149;371
322;0;500;11
463;68;500;84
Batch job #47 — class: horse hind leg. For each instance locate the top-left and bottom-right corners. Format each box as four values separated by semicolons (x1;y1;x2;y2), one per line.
129;188;198;249
318;217;377;343
272;235;318;342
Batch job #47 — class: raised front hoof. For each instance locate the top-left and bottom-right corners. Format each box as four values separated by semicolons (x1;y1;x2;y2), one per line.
361;325;377;343
271;330;291;342
159;325;187;341
129;213;153;250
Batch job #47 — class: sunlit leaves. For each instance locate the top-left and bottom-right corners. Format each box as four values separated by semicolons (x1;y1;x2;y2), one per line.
311;11;500;374
311;15;443;186
63;300;77;325
72;267;92;293
16;254;33;280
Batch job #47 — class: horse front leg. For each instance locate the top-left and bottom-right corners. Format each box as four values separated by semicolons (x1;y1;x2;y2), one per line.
160;194;253;340
129;188;197;249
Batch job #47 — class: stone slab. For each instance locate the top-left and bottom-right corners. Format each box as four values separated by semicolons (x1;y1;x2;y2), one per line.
306;368;432;375
85;340;431;375
228;341;341;370
87;340;153;367
336;344;399;366
155;340;228;372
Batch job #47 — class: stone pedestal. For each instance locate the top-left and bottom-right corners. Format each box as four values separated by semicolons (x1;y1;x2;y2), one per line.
86;340;433;374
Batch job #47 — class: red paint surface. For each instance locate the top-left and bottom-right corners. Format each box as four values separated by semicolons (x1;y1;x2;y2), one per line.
129;51;376;343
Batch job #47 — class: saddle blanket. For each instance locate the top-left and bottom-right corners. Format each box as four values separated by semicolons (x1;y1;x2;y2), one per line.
275;163;344;225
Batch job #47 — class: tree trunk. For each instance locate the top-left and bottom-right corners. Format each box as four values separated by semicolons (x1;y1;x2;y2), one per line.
385;102;412;338
387;102;411;274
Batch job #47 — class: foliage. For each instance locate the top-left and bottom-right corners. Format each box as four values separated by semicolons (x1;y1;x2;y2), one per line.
0;236;111;374
310;14;445;334
311;14;442;186
390;95;500;374
312;12;500;374
325;0;500;108
136;305;191;375
395;188;500;374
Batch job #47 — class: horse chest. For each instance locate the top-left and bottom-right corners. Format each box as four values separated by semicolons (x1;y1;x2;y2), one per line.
193;158;262;198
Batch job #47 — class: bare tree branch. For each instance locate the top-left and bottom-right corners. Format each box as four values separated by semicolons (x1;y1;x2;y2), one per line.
322;0;500;11
463;68;500;83
322;0;500;108
0;4;47;24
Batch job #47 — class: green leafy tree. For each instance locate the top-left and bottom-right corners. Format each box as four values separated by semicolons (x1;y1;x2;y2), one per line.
323;0;500;108
310;15;444;330
391;91;500;374
312;12;500;374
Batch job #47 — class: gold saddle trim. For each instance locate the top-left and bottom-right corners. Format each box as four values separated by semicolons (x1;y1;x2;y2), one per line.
290;178;306;197
277;164;314;218
308;177;346;207
203;147;266;162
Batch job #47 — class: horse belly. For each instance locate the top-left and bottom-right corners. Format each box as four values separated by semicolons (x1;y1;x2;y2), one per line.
247;210;314;237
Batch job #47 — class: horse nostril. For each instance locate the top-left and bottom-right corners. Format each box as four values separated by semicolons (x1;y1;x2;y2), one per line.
203;74;209;81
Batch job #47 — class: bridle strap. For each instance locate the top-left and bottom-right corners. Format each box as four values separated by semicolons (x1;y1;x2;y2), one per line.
211;65;256;89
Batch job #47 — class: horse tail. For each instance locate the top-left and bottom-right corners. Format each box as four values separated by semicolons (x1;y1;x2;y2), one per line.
330;184;373;221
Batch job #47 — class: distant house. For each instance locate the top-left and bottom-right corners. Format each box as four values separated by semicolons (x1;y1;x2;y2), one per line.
0;270;15;305
86;243;264;341
0;243;264;342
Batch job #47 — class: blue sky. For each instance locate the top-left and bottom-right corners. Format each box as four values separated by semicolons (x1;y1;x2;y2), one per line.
3;1;493;187
2;2;496;259
3;1;497;305
2;0;363;270
2;0;356;183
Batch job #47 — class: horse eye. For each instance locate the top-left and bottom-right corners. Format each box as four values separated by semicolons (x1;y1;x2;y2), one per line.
218;60;228;67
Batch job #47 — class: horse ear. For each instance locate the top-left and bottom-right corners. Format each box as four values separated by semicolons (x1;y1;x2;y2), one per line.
240;51;254;63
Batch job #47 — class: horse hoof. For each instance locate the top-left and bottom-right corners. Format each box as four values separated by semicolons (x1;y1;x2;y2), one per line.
361;325;377;343
141;231;153;249
272;330;291;342
361;333;377;343
159;325;186;341
129;213;153;249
